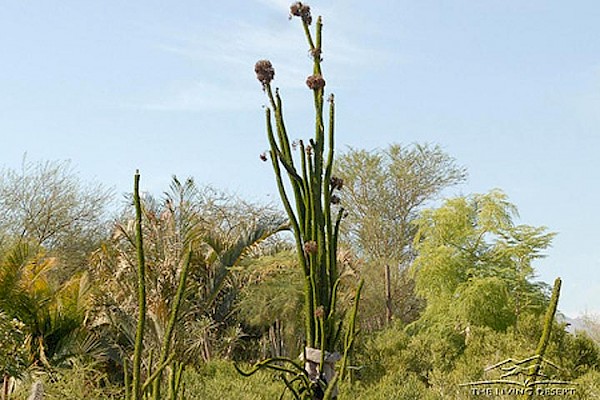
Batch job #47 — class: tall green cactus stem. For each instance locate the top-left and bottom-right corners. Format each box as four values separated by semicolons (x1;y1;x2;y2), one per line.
525;277;562;400
258;8;342;355
167;361;185;400
140;353;176;394
131;170;147;400
126;172;190;400
339;279;363;382
253;5;364;397
124;358;130;400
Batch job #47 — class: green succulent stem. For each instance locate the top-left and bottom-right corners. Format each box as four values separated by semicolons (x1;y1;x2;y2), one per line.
131;171;147;400
302;20;316;53
168;362;184;400
141;353;176;394
525;277;562;400
253;7;363;398
339;279;364;381
124;358;130;400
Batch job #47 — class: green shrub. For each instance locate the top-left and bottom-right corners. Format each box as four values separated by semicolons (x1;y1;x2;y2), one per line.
184;361;285;400
10;364;123;400
572;369;600;400
0;312;28;380
339;373;437;400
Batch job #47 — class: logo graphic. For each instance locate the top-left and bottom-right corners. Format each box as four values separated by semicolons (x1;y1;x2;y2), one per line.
460;354;577;396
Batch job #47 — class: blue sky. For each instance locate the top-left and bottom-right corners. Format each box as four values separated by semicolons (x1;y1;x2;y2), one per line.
1;1;599;317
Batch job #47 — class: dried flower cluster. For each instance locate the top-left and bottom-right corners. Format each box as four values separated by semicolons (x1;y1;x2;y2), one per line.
254;60;275;87
306;74;326;90
303;240;318;255
305;144;313;156
330;195;341;205
290;2;312;25
330;176;344;190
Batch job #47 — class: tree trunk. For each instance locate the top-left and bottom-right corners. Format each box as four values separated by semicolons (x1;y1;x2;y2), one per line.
269;319;284;357
385;264;392;325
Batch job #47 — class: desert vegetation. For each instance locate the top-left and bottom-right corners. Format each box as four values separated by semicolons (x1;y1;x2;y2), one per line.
1;2;599;400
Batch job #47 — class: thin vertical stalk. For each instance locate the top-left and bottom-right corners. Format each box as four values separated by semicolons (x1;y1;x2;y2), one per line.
167;361;184;400
131;170;147;400
525;277;562;400
124;359;130;400
339;279;364;381
267;85;308;244
385;264;392;325
301;20;316;54
300;140;312;239
265;109;306;273
324;95;336;296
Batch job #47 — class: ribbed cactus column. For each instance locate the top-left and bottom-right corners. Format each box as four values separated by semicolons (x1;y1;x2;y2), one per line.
131;170;147;400
525;277;562;400
252;3;363;399
126;171;189;400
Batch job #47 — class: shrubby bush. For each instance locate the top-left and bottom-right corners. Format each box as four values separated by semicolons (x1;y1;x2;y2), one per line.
0;312;28;380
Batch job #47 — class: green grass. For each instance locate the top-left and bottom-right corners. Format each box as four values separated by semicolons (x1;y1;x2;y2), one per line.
7;358;599;399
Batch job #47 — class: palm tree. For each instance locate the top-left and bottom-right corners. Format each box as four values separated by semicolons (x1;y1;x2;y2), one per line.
92;176;287;390
0;241;101;399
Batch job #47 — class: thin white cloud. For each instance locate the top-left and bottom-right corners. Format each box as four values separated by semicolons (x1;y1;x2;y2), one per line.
136;81;262;112
158;20;311;88
133;3;400;112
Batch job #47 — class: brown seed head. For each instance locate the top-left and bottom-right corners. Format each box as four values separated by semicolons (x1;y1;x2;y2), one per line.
290;2;303;16
290;2;312;25
330;194;341;205
330;176;344;190
259;152;268;162
305;144;313;156
303;240;318;255
254;60;275;87
306;74;326;90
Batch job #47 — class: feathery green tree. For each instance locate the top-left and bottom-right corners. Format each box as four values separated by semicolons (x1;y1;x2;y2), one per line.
411;190;555;333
